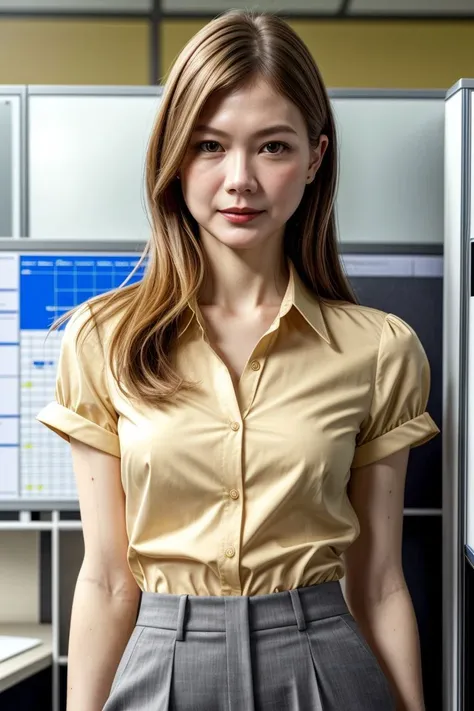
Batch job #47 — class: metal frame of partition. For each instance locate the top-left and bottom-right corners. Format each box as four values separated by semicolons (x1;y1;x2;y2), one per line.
0;86;26;238
443;77;474;711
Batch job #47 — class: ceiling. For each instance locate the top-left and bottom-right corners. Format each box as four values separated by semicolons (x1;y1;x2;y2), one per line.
347;0;474;16
0;0;473;17
162;0;474;17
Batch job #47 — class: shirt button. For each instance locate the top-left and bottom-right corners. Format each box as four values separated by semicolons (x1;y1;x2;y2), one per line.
230;421;240;431
229;489;239;500
225;547;236;558
250;360;260;371
274;587;280;593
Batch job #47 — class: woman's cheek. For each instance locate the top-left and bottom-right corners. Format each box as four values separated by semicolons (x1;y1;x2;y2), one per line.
274;165;306;201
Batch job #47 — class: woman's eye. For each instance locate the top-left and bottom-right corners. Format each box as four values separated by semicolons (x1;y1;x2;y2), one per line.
196;140;290;154
263;142;289;155
198;141;222;153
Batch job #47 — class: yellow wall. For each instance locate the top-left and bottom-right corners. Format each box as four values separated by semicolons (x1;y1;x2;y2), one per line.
0;16;472;89
0;19;149;84
160;19;474;90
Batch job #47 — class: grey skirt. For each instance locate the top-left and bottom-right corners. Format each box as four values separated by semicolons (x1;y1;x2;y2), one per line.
102;581;395;711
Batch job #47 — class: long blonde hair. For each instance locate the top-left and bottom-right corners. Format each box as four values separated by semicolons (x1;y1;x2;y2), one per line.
50;10;357;406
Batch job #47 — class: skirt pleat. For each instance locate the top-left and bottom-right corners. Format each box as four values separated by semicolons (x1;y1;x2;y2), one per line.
102;581;395;711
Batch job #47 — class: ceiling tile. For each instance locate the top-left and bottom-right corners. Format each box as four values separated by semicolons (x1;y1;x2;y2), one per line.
0;0;151;12
350;0;474;15
162;0;342;14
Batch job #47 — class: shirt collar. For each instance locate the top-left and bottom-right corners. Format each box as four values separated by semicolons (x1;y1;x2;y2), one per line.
281;261;331;344
179;260;331;344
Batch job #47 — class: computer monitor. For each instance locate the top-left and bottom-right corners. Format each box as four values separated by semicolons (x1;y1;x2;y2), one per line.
0;240;145;504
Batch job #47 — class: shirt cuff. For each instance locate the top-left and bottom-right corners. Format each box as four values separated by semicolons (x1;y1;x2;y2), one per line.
36;402;120;458
351;412;439;469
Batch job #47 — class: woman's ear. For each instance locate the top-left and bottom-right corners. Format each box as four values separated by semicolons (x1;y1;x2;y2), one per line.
307;134;329;182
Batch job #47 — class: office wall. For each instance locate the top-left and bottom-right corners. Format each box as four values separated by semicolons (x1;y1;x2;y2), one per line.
1;12;474;87
0;19;149;85
161;19;474;89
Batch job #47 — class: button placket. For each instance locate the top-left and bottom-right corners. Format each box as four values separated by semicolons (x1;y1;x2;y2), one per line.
214;331;277;594
239;336;273;418
218;406;244;593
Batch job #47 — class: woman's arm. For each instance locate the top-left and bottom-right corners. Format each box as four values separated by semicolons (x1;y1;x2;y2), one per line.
343;446;425;711
66;437;141;711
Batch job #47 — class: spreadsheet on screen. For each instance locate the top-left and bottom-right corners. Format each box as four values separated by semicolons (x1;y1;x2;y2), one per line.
0;252;145;501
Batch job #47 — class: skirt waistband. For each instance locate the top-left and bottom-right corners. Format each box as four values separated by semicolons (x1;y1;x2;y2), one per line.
136;581;348;638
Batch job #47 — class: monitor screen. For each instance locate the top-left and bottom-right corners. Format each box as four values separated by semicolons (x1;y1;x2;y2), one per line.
0;249;145;501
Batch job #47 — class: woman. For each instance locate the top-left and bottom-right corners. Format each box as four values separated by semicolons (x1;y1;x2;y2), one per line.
37;10;439;711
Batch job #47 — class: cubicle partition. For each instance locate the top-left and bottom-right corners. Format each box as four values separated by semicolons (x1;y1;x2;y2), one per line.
27;86;161;241
332;90;444;245
444;78;474;711
0;86;446;711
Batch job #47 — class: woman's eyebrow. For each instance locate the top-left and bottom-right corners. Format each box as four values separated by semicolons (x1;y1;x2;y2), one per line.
193;124;298;138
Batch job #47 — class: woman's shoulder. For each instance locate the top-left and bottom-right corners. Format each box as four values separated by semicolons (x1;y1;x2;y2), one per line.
320;299;419;349
64;297;127;352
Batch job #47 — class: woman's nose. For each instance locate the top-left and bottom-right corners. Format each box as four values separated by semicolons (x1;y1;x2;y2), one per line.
223;155;257;193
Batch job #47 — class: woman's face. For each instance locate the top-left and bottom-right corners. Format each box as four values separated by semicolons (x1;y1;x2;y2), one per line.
180;78;328;253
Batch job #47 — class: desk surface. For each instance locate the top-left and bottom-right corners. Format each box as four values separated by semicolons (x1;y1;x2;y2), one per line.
0;623;52;693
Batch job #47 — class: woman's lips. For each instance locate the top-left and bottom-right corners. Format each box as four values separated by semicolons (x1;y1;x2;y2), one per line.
219;211;264;223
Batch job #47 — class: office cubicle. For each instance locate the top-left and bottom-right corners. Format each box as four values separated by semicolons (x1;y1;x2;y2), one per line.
0;85;445;711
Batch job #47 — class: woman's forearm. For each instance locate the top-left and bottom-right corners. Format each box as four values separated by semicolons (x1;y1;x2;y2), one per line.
66;571;141;711
349;585;425;711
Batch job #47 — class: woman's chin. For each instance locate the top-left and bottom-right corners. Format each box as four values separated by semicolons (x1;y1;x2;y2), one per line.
200;219;283;251
212;232;271;251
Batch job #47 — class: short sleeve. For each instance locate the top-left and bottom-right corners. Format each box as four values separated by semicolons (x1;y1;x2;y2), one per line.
351;313;440;469
36;304;120;457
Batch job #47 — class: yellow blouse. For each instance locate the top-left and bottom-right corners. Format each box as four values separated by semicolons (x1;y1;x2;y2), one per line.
36;262;439;596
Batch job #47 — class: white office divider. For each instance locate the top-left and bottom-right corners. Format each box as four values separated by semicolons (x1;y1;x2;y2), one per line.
25;86;446;245
0;86;25;238
464;86;474;571
28;87;162;241
332;92;445;245
444;78;474;711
